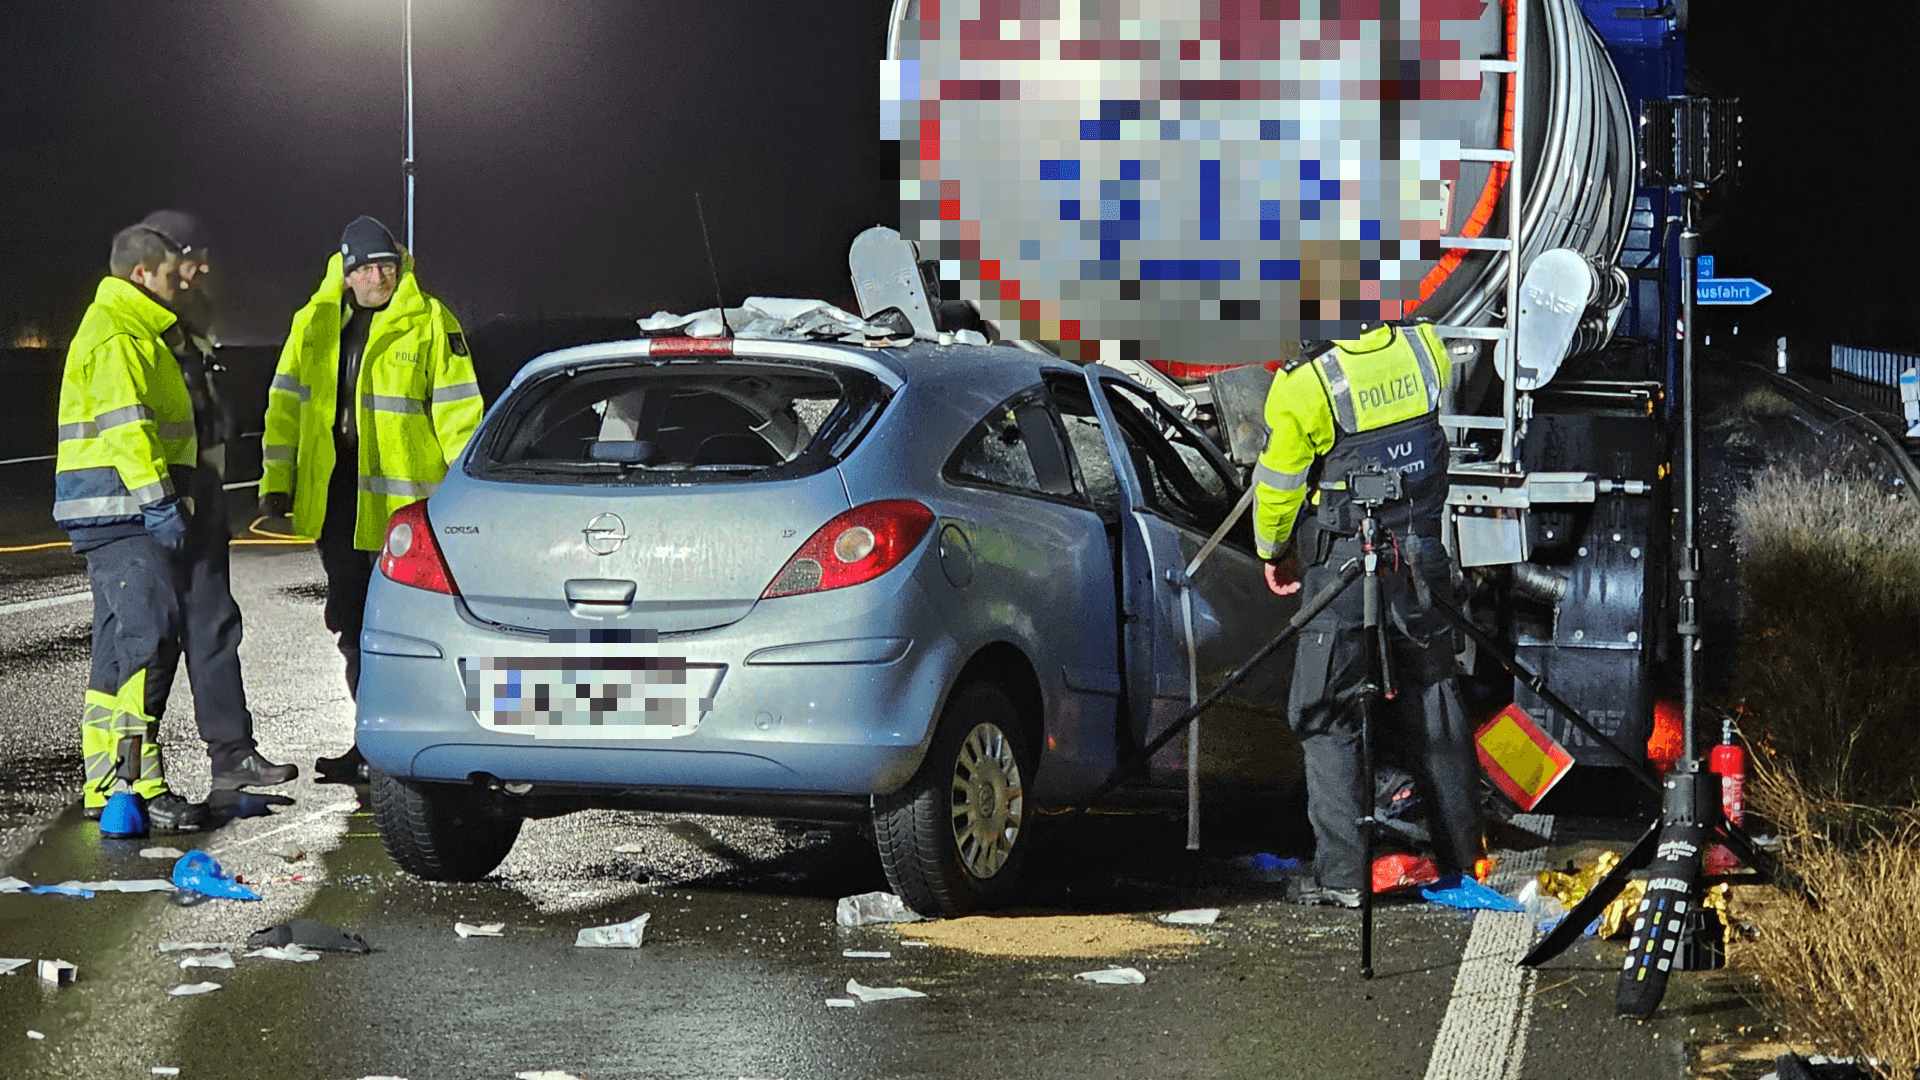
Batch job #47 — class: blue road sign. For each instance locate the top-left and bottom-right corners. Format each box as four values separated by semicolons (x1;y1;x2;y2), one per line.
1697;277;1772;305
1697;254;1715;279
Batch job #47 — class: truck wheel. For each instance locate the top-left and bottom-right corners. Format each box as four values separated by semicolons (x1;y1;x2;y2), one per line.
874;681;1033;917
370;768;522;882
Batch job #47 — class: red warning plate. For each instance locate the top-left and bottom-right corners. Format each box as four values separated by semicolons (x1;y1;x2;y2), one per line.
1475;703;1575;812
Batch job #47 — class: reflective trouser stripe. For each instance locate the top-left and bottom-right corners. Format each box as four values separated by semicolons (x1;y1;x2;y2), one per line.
79;671;166;807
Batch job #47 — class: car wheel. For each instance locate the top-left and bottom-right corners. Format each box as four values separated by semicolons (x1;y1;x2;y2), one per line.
874;681;1033;917
370;768;523;882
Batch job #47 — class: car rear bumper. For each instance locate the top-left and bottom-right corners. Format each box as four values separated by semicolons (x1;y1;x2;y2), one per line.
355;568;955;799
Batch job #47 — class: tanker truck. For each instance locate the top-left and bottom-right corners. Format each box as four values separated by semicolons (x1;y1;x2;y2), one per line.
865;0;1709;803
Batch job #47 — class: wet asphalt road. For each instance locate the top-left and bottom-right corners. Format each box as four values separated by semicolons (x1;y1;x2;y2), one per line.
0;513;1764;1079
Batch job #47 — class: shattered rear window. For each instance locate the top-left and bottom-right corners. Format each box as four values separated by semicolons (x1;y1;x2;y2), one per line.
469;360;891;486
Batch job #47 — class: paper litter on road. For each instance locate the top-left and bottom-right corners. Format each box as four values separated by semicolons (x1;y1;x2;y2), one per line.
825;998;857;1008
157;941;230;953
574;913;649;948
140;847;185;860
1;958;29;975
0;876;28;893
842;950;892;959
835;891;924;927
151;1069;180;1076
29;883;94;899
1159;908;1220;925
60;879;176;893
38;960;76;986
168;981;222;996
900;940;932;948
179;953;235;969
612;843;646;853
244;945;321;963
1075;966;1147;985
27;1030;44;1039
844;978;926;1002
515;1072;585;1080
455;922;505;938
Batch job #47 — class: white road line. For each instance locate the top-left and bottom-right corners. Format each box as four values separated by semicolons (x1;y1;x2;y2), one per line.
1423;813;1554;1080
205;801;362;857
0;590;90;617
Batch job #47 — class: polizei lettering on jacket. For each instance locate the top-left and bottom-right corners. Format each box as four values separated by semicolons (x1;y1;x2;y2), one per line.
1356;374;1420;412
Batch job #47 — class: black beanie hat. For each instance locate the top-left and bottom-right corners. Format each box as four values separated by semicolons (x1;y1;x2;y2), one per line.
138;210;213;259
340;216;400;273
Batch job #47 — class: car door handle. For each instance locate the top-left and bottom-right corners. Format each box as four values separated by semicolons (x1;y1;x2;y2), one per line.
564;579;637;605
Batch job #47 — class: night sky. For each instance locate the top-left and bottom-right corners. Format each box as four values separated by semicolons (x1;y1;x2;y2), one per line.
0;2;1907;353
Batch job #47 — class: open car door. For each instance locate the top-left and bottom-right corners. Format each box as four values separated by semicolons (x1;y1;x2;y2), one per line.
1077;366;1297;784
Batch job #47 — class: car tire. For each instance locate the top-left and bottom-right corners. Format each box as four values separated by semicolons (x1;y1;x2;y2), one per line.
370;768;523;882
873;681;1033;917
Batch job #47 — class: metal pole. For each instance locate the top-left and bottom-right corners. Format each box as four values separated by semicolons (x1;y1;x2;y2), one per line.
1498;0;1529;465
404;0;416;253
1678;201;1699;765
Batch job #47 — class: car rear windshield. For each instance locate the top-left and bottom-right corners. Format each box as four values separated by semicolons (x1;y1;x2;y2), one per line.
469;359;891;486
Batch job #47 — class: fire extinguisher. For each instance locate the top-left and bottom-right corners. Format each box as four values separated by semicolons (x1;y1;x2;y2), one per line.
1706;718;1745;874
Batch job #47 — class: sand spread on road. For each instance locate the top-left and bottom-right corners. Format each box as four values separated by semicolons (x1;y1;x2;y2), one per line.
894;913;1202;957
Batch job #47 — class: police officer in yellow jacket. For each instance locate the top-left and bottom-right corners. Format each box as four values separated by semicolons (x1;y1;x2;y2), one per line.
257;217;483;782
54;224;213;830
1252;320;1481;906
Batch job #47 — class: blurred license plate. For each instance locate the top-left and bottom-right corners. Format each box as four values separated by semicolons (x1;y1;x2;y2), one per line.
460;644;722;739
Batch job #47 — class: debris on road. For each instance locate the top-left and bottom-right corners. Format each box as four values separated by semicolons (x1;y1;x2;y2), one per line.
151;1068;180;1076
0;876;28;892
613;843;646;853
244;945;321;963
897;913;1199;958
455;922;505;938
1514;879;1577;934
1075;966;1147;985
1159;909;1220;926
28;883;94;899
575;913;649;948
835;891;924;926
844;978;926;1002
1420;875;1525;912
139;847;185;860
168;982;222;996
1536;851;1645;938
37;960;76;985
514;1071;585;1080
1373;853;1442;894
172;852;261;901
825;998;857;1008
1;958;28;975
27;1029;44;1039
842;950;892;959
248;919;371;954
157;941;230;952
269;844;305;863
179;954;235;970
56;878;176;893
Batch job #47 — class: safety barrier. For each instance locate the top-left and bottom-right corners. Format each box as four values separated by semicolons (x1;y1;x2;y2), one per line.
1830;344;1918;410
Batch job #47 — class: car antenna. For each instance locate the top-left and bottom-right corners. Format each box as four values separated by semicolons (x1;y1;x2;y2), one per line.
694;192;733;337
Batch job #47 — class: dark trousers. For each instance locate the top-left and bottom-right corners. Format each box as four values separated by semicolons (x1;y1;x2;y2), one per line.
83;534;179;801
145;467;260;773
316;459;375;702
1287;532;1481;892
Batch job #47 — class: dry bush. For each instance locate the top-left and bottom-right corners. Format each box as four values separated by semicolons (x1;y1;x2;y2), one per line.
1736;387;1796;416
1732;464;1920;808
1736;760;1920;1078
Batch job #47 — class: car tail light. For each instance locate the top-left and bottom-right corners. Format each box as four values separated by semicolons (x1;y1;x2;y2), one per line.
379;500;461;595
648;337;734;355
762;500;935;599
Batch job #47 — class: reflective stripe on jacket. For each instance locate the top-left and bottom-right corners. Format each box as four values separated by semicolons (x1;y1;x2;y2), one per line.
259;253;483;550
52;277;198;539
1252;322;1452;560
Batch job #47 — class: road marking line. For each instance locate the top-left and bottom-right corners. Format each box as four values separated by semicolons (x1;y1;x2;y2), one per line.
205;801;361;857
1423;813;1553;1080
0;590;90;617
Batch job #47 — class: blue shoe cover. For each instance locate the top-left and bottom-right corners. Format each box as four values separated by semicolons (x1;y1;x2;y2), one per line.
171;850;261;901
99;792;148;838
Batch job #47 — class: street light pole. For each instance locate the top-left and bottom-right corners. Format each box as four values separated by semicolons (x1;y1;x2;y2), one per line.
403;0;415;253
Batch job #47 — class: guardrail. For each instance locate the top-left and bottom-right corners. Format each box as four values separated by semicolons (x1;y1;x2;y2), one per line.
1831;344;1919;410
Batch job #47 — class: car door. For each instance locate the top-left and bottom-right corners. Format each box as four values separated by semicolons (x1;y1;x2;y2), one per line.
1077;366;1296;782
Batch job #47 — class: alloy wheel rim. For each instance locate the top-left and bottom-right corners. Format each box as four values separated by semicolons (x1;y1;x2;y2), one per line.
949;721;1024;879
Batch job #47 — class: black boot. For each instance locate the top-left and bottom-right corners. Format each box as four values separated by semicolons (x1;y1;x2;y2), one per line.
213;753;300;791
315;746;368;785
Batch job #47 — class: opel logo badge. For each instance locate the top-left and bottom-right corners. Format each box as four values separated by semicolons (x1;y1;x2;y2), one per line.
582;512;628;556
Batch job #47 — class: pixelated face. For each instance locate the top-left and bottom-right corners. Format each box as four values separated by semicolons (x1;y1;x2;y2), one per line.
884;0;1493;371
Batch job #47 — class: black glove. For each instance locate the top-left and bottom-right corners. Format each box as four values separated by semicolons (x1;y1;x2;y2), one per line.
142;496;191;552
258;491;292;519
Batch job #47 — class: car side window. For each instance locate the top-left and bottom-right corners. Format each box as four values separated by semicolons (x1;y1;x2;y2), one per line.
1100;381;1238;536
1043;379;1123;522
946;389;1078;499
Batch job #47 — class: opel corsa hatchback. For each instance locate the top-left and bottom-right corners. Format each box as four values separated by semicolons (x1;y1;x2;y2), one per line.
357;334;1291;915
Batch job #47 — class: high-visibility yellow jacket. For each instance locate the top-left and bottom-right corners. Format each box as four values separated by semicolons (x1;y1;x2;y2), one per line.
1252;322;1452;560
260;253;483;550
52;277;198;549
